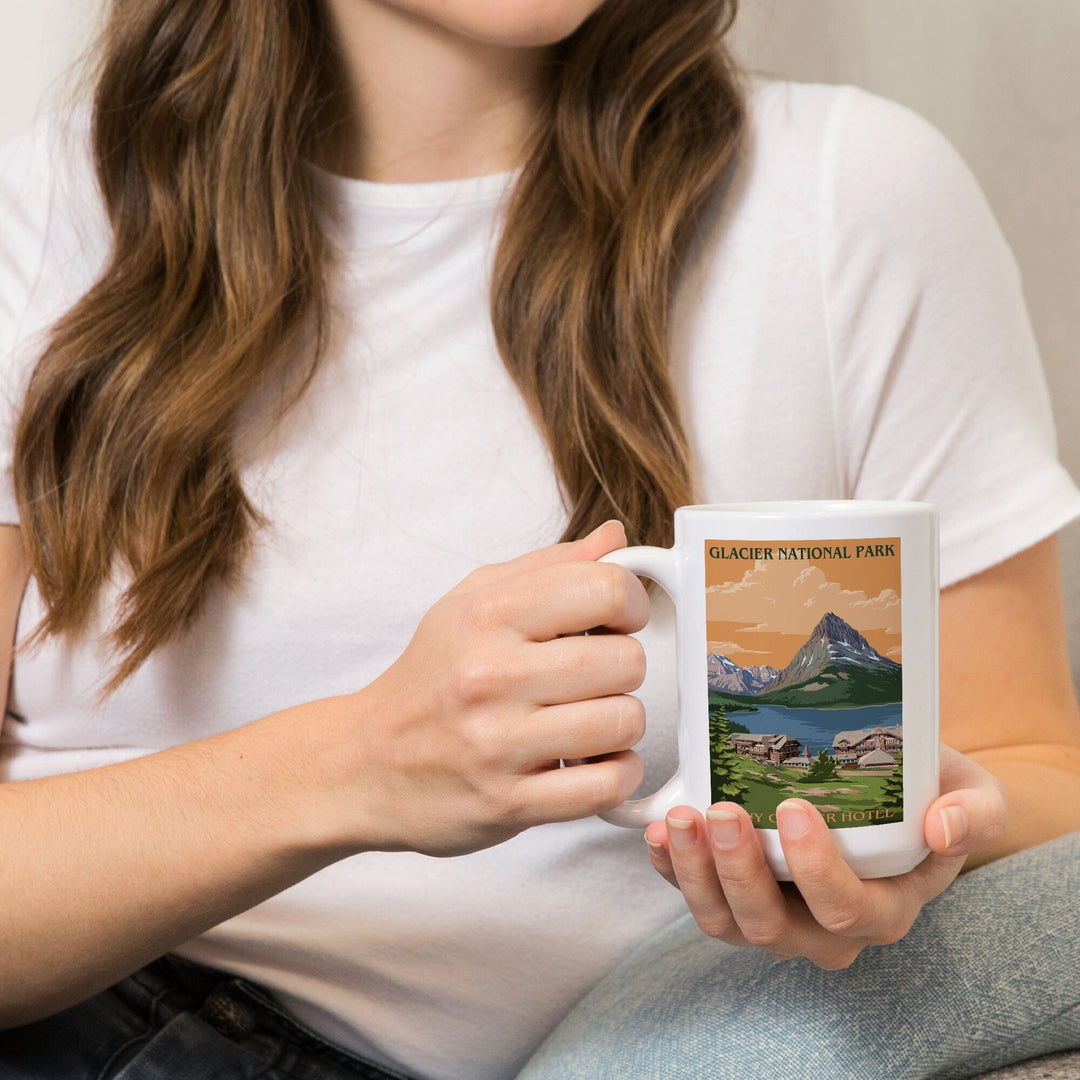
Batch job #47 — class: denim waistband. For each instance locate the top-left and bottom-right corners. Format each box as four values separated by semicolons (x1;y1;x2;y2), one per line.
123;953;417;1080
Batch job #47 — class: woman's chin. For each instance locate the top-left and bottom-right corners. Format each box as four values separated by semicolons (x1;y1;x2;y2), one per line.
382;0;609;49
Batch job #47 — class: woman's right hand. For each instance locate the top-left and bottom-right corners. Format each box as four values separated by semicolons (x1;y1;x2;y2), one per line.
320;520;650;857
0;520;648;1025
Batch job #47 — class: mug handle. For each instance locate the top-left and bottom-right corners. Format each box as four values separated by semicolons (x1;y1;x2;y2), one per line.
597;545;689;828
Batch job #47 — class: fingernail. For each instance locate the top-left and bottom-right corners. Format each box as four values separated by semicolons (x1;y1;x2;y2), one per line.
706;808;741;850
777;801;811;839
667;816;696;850
589;519;624;536
645;837;666;855
939;805;968;849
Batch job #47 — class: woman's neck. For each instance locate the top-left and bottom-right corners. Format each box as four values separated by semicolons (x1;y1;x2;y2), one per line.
317;0;551;183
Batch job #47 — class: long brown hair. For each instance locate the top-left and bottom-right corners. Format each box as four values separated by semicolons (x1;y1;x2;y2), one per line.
13;0;744;689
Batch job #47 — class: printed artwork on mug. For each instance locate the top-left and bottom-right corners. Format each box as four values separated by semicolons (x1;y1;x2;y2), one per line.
704;539;904;829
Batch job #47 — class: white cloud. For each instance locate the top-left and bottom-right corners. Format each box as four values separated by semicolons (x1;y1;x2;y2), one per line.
708;641;774;657
707;560;900;639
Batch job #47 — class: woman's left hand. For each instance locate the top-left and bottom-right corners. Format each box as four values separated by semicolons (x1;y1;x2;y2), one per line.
644;743;1007;969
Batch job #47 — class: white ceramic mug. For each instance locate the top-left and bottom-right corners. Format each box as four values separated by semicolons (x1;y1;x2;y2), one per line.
600;501;939;879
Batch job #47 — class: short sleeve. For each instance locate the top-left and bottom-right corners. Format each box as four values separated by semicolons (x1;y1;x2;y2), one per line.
821;86;1080;587
0;112;106;526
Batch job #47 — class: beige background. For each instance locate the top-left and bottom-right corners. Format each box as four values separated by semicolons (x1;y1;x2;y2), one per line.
3;1;1079;683
728;1;1080;689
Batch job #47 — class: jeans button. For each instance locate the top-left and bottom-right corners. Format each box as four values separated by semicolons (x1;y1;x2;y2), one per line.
200;987;255;1038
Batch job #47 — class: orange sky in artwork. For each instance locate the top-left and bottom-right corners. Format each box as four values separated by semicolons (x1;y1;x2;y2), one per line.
704;538;902;669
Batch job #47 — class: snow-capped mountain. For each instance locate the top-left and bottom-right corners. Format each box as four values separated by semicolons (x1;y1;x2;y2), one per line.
768;613;902;695
709;612;902;708
707;654;779;695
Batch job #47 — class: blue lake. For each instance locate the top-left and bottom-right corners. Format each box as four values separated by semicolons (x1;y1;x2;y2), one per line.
731;703;902;758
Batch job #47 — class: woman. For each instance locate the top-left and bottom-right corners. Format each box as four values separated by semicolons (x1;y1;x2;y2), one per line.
0;1;1078;1078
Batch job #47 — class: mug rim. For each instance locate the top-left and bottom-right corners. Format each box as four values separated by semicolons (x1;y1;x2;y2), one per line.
676;500;935;516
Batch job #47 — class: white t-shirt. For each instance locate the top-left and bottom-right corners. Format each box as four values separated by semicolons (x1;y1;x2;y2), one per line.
1;78;1078;1080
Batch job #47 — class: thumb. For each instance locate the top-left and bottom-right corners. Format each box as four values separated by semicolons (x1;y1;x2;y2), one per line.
567;519;629;562
455;520;628;593
925;788;1008;861
925;747;1008;858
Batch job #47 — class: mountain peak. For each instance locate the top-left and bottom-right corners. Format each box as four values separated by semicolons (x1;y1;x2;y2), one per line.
746;610;901;703
811;611;868;649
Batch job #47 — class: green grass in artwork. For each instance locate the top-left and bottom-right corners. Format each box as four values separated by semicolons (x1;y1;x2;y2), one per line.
734;759;903;830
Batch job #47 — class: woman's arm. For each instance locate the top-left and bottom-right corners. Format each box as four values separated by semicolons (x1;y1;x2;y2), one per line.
939;535;1080;867
0;526;365;1026
0;520;649;1027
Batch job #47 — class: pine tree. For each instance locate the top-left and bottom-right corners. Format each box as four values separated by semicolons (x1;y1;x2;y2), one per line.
801;748;839;784
709;706;750;805
880;751;904;810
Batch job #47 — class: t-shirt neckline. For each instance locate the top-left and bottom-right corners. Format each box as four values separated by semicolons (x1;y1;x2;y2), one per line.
306;160;519;211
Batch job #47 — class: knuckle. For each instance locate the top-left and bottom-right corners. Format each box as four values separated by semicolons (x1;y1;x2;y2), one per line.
614;696;646;748
481;779;525;825
742;921;789;951
876;912;916;946
791;858;835;891
764;944;798;962
448;655;501;705
464;714;512;768
715;864;760;897
591;752;641;810
815;945;863;971
614;636;647;690
696;914;736;940
817;903;869;938
590;563;629;623
591;768;623;811
460;565;495;592
624;750;645;795
462;588;508;633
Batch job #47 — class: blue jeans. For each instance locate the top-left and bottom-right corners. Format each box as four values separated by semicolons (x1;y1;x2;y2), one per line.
0;953;414;1080
516;830;1080;1080
1;833;1078;1080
